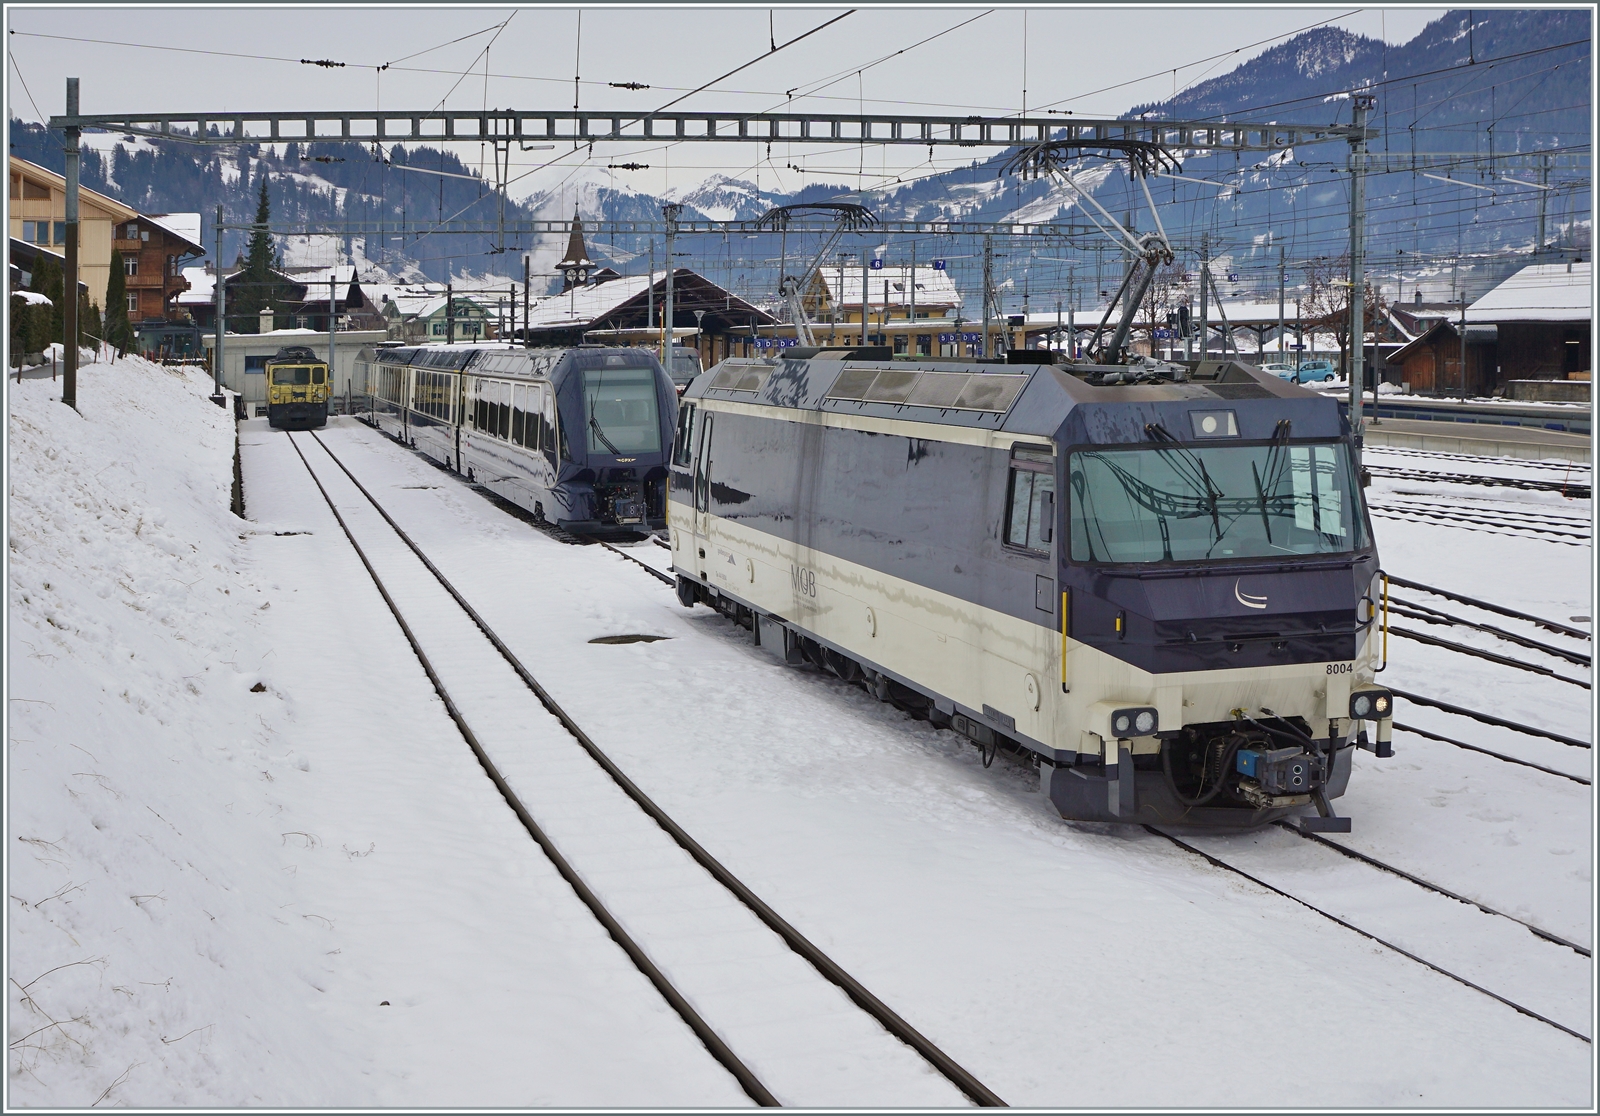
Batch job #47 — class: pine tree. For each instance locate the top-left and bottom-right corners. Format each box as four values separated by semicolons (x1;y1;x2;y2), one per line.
30;252;64;346
231;177;283;333
105;251;133;355
10;295;32;367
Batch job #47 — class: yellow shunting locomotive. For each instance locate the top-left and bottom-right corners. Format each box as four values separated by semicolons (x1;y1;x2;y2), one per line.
265;346;331;430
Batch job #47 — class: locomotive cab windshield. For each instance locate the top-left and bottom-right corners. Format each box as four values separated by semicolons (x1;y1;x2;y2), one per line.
1068;439;1368;564
584;364;664;456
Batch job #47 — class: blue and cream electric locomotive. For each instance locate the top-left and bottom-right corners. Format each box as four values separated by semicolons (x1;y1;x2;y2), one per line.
669;350;1394;831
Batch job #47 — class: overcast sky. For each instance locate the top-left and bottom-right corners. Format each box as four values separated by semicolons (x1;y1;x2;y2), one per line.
7;5;1451;196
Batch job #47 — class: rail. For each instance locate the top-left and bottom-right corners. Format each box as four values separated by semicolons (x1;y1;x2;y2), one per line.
300;429;1007;1108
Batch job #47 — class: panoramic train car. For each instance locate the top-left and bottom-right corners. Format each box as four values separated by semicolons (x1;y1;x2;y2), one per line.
354;344;676;534
670;352;1394;830
264;345;331;430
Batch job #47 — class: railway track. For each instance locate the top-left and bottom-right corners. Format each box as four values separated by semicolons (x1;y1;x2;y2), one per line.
286;430;1005;1108
1365;464;1592;500
1368;507;1590;547
1369;501;1592;544
334;421;1592;1062
1150;826;1592;1044
1376;497;1592;529
1367;445;1591;475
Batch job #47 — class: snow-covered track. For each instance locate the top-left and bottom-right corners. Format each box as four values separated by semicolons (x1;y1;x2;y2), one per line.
1365;464;1591;500
1369;446;1591;475
1150;827;1593;1044
289;431;1006;1108
1368;507;1589;546
1370;502;1592;543
1392;722;1591;786
1385;575;1591;642
1268;822;1591;957
1384;597;1590;668
1391;689;1589;751
1387;625;1590;688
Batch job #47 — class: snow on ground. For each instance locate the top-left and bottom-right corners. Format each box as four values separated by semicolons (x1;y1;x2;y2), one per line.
253;421;1590;1106
6;362;746;1107
9;368;1592;1106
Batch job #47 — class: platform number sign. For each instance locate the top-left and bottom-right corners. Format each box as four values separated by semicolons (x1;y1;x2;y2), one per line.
870;258;884;270
1227;272;1239;282
932;259;947;270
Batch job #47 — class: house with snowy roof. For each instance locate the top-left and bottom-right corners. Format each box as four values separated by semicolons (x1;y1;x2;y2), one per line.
805;266;963;354
1387;261;1591;399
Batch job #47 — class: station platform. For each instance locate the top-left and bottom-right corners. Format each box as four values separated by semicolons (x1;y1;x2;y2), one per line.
1359;417;1591;464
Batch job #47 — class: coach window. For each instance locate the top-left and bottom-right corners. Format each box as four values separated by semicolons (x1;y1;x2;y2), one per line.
673;403;696;466
511;385;527;445
1004;445;1056;554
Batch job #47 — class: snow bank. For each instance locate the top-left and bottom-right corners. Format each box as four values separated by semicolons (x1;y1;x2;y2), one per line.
6;360;337;1104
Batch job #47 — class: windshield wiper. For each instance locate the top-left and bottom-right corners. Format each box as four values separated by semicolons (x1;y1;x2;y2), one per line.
1251;461;1273;544
587;393;621;454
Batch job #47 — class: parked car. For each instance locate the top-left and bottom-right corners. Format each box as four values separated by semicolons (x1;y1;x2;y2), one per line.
1275;360;1335;384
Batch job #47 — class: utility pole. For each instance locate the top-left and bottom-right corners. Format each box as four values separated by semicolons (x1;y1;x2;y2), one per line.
1536;153;1552;254
1277;245;1286;362
662;203;681;358
1348;92;1377;459
446;282;455;345
981;234;993;358
1198;232;1210;361
883;278;891;351
1295;297;1303;369
328;274;337;406
861;242;870;349
646;241;655;330
213;203;226;405
63;78;80;409
522;255;530;347
908;259;917;350
1458;297;1468;401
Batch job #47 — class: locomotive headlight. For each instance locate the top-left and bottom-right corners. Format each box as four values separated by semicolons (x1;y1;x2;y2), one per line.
1110;707;1158;738
1188;409;1239;438
1350;689;1393;721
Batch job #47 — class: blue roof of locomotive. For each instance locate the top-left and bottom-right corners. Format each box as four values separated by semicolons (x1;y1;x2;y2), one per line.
685;357;1349;445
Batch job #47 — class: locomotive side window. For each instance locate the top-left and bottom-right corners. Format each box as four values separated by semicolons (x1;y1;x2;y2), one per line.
312;367;325;385
543;388;560;457
1004;446;1056;554
693;412;714;513
673;403;697;466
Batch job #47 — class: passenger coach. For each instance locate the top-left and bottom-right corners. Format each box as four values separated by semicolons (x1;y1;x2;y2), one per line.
354;344;676;534
670;351;1395;830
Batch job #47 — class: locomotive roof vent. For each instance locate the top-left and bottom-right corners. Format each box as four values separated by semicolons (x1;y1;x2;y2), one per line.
824;366;1028;414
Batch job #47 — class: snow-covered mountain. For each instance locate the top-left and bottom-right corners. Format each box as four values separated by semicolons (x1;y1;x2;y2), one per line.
10;10;1588;305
